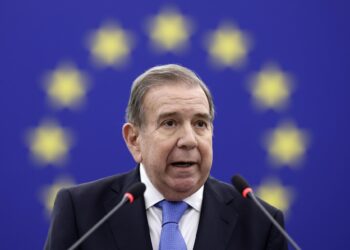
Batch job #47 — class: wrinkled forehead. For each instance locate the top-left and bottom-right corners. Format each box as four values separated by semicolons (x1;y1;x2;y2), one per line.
142;79;194;100
141;83;211;120
143;81;209;104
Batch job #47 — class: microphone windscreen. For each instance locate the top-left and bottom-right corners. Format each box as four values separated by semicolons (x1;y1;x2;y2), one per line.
231;175;250;194
126;182;146;200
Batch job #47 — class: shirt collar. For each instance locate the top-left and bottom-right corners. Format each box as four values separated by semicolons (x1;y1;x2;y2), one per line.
140;163;204;212
140;163;164;209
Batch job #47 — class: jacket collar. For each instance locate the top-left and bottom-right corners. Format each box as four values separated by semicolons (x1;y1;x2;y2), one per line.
193;177;239;250
104;167;153;250
103;168;239;250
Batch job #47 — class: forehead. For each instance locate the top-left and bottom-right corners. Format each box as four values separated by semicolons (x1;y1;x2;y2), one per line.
142;83;210;118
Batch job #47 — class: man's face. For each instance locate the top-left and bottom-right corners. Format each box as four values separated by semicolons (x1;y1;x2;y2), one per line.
137;83;213;200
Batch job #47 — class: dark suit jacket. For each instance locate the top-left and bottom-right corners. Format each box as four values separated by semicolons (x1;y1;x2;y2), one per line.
45;167;288;250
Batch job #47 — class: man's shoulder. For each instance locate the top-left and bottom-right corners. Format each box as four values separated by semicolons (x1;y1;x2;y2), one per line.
206;176;240;202
203;178;287;249
206;176;280;215
62;168;139;203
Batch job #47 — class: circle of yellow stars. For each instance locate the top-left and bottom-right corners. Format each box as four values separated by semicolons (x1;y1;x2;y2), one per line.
87;22;134;67
44;63;89;109
25;6;310;217
147;7;193;53
26;120;73;166
256;178;293;214
264;121;309;167
249;64;293;110
246;61;309;213
40;177;75;215
206;23;250;68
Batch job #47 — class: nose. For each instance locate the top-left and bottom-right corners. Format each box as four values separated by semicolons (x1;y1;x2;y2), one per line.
177;124;198;149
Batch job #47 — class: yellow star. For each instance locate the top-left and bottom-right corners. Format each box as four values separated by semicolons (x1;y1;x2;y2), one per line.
44;63;89;109
264;121;309;167
206;23;250;68
256;178;293;214
88;22;133;67
26;120;73;166
249;64;293;110
40;176;75;215
148;8;192;52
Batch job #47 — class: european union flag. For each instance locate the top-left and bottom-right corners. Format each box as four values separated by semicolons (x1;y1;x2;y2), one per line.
0;1;349;249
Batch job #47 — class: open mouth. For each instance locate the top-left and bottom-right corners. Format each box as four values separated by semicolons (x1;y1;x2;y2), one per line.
171;161;196;167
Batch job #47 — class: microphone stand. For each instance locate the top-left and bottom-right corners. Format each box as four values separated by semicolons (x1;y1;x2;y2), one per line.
67;195;128;250
248;192;302;250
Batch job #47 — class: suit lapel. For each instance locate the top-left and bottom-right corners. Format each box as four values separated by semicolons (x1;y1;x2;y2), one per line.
193;178;239;250
104;168;153;250
101;170;239;250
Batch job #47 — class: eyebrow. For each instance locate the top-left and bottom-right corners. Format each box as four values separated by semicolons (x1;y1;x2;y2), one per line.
194;113;212;121
157;112;212;123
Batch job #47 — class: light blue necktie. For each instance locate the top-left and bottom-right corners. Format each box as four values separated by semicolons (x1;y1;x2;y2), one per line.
158;200;188;250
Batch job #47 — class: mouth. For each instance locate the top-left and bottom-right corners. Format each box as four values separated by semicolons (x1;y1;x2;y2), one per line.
170;161;196;168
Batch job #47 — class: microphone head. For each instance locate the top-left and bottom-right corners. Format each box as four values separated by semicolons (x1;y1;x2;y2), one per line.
231;175;251;195
125;182;146;202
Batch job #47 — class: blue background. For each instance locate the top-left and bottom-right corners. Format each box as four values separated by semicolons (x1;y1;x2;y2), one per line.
1;0;349;249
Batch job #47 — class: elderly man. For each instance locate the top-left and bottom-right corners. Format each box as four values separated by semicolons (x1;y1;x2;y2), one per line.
45;64;288;250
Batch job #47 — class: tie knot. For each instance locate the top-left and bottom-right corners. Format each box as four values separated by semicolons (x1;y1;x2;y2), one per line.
158;200;188;224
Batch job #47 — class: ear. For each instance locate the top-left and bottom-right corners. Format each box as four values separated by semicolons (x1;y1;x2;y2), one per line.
122;123;142;163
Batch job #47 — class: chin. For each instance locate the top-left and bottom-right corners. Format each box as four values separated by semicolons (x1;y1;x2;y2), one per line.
171;178;200;194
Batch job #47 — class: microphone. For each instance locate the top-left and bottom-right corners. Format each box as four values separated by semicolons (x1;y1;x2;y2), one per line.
231;175;301;250
68;182;146;250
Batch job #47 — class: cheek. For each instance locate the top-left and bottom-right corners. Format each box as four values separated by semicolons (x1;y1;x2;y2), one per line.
200;142;213;168
201;137;213;154
141;139;170;165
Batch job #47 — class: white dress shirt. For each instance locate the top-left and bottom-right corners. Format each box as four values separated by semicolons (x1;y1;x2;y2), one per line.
140;164;203;250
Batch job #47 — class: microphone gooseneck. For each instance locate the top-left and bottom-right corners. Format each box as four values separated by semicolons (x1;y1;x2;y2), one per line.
68;182;146;250
231;174;302;250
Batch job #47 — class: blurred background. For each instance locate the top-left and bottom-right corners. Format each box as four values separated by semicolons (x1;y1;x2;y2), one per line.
1;0;349;249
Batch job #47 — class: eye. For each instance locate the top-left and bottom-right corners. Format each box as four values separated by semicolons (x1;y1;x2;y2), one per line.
195;120;208;128
162;119;177;127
